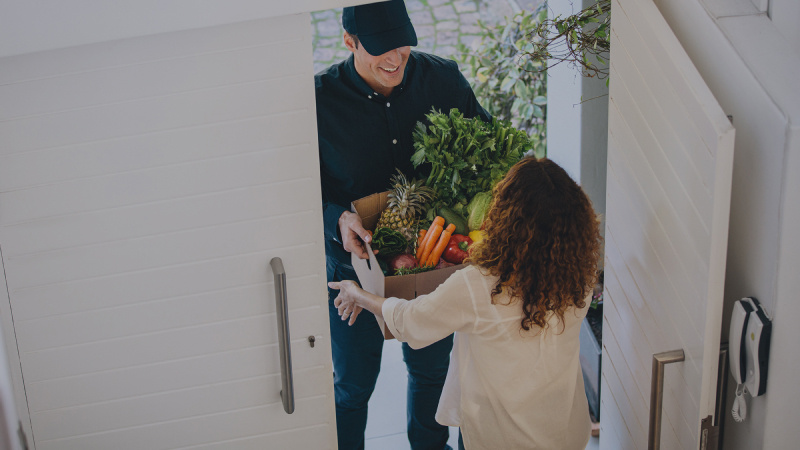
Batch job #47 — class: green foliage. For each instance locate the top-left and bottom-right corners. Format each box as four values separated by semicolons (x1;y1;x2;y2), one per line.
412;108;531;219
524;0;610;80
456;6;548;158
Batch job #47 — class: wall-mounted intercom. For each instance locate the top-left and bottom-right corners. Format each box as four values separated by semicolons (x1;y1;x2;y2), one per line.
728;297;772;422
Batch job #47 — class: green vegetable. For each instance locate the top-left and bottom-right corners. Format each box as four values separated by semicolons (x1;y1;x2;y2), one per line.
438;206;469;235
411;108;531;220
377;256;389;276
371;227;408;257
394;265;435;276
467;191;493;231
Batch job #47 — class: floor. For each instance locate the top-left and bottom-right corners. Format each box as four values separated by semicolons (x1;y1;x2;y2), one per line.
364;339;600;450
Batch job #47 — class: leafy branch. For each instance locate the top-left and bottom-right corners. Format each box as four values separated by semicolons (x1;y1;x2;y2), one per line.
522;0;611;79
456;6;548;151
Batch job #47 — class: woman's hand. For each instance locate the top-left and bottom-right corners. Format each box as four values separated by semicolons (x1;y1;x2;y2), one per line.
328;280;364;326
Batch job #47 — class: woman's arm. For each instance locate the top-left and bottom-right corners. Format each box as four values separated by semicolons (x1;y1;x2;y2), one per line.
328;280;386;326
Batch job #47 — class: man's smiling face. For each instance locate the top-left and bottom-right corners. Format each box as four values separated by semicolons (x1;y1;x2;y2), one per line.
346;32;410;97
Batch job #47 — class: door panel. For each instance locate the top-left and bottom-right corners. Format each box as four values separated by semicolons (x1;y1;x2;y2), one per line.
0;13;336;450
602;0;735;448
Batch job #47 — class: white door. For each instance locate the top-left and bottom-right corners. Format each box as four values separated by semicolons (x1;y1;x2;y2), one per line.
601;0;735;449
0;13;337;450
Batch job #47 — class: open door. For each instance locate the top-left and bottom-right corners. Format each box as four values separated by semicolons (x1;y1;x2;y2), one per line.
601;0;734;449
0;13;337;450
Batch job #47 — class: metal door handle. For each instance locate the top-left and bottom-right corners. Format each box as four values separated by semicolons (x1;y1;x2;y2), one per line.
270;257;295;414
648;349;685;450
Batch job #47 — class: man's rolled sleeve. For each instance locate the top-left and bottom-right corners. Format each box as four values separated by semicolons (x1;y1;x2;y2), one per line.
323;201;347;244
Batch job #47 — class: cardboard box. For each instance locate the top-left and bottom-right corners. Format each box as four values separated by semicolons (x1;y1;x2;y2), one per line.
351;191;465;339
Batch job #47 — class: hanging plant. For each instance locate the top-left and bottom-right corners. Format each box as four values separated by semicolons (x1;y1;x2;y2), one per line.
523;0;611;80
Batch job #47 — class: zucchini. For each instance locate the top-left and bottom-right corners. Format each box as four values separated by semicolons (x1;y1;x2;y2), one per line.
438;206;469;235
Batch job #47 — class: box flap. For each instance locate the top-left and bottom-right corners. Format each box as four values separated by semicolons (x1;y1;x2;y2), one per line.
351;240;385;297
415;263;465;294
351;191;389;231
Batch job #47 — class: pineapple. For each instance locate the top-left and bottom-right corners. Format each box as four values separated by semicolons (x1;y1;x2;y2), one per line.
377;169;435;243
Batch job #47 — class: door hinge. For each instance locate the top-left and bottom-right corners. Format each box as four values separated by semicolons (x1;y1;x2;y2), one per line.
699;415;719;450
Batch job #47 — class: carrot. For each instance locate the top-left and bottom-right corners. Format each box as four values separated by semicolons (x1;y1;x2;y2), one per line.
426;223;456;267
418;223;442;263
416;217;445;260
417;229;427;249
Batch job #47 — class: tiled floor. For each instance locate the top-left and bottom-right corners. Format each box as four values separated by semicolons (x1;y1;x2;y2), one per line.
364;339;600;450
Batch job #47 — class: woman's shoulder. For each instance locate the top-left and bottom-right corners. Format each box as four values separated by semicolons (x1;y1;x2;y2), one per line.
456;264;493;280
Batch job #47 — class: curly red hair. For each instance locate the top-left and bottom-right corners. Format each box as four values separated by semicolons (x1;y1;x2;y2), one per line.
467;157;602;331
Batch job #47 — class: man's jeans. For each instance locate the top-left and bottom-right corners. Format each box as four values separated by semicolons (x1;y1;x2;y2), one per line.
327;258;453;450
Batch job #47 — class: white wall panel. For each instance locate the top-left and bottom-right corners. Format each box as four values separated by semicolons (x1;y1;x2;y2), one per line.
0;11;336;449
0;0;376;58
601;0;734;448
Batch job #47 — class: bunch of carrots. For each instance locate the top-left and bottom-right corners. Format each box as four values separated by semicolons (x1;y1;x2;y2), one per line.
415;216;456;267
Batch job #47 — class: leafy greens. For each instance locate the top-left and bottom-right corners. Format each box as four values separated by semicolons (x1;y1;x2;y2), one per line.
411;108;532;218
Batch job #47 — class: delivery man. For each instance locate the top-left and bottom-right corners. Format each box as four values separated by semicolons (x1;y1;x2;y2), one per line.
315;1;489;448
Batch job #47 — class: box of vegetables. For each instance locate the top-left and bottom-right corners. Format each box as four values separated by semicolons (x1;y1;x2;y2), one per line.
351;108;533;339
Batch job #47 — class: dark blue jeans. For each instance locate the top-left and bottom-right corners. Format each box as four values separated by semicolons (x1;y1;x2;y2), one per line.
328;258;453;450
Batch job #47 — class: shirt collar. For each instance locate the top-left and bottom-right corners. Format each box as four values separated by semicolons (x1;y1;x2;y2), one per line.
343;52;415;99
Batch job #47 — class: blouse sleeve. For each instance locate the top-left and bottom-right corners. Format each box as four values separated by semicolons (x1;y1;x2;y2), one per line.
382;267;478;349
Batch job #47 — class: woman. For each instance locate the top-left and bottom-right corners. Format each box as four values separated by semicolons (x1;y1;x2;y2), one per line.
329;157;602;449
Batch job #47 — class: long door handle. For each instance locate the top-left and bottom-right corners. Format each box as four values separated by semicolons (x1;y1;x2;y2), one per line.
648;349;685;450
270;257;295;414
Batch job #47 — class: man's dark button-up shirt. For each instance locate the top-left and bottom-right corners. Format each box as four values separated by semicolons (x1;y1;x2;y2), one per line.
315;51;490;267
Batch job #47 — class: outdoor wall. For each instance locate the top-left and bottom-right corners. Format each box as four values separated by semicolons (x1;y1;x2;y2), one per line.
546;0;609;236
654;0;800;448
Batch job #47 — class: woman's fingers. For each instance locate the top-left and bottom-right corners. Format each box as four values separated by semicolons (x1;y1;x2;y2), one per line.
330;280;362;325
348;306;362;326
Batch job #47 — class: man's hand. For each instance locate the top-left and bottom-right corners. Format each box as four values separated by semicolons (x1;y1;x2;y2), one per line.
328;280;363;326
338;211;374;260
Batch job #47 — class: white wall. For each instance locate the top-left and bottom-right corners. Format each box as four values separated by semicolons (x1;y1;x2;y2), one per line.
546;0;609;238
770;0;800;55
652;0;799;448
0;0;374;446
0;0;376;58
551;0;799;446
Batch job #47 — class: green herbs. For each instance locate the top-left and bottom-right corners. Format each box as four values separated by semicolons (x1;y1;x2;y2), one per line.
394;265;435;276
411;108;531;220
371;227;408;257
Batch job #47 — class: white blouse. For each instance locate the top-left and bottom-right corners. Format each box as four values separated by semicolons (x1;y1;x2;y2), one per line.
382;265;591;450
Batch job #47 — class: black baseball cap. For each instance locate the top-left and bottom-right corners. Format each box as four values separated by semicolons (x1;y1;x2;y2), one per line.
342;0;418;56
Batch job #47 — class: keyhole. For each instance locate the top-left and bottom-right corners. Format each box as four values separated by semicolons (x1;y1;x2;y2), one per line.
308;336;316;348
